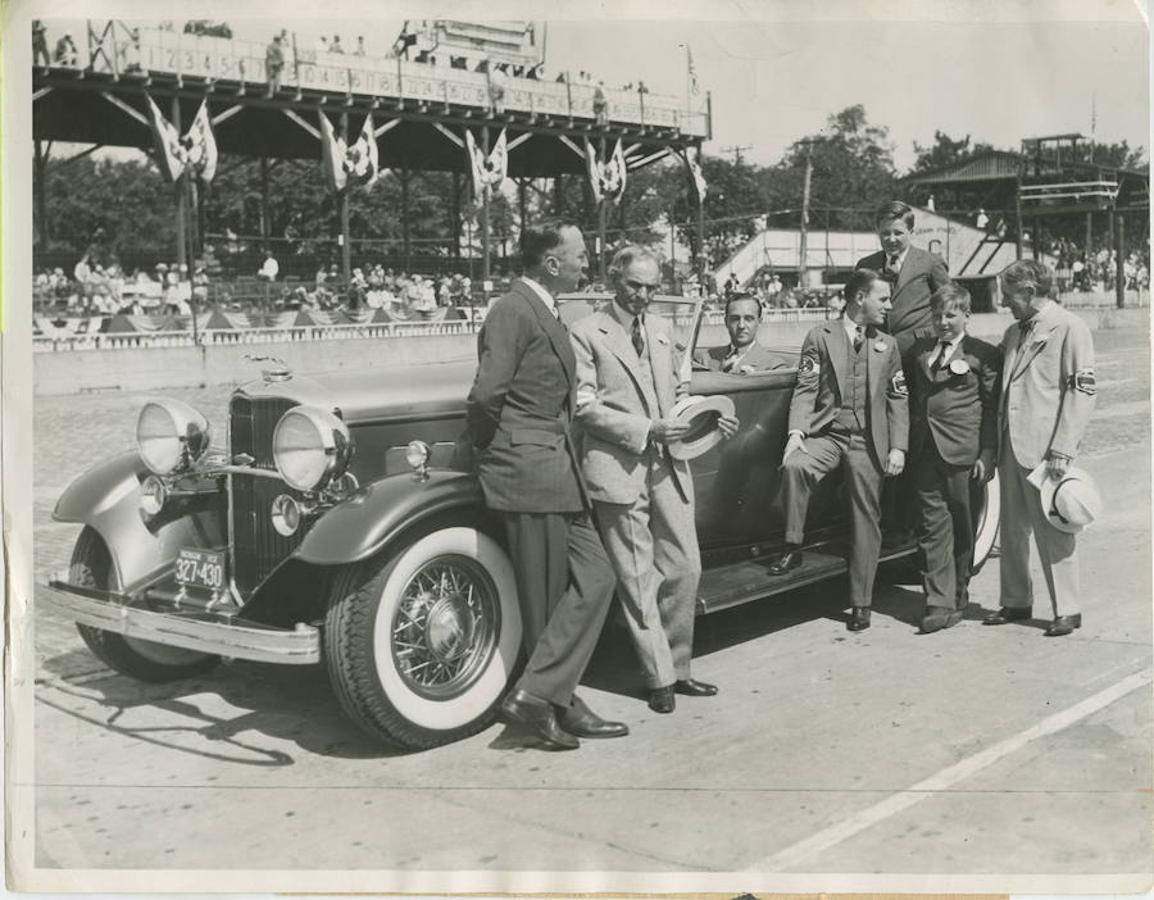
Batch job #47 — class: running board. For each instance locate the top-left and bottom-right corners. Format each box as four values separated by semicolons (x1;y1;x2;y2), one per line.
696;542;915;615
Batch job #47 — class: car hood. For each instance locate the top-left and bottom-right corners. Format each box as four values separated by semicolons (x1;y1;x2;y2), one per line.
237;362;477;424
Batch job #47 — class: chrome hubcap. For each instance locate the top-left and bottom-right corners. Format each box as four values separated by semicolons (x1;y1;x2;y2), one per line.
392;555;499;700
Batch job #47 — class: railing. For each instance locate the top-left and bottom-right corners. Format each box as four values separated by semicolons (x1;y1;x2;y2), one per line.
73;23;709;136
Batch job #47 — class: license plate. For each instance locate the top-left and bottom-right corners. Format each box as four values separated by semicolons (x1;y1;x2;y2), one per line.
174;548;227;593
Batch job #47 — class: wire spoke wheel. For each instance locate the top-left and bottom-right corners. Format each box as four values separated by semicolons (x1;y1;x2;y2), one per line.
392;555;500;701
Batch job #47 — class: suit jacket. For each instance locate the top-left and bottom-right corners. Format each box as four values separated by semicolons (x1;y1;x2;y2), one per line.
907;334;1002;466
465;279;586;513
694;340;789;373
856;246;950;353
569;307;693;505
999;301;1096;468
788;320;909;469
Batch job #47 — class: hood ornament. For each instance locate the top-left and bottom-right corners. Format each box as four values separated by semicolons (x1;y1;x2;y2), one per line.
244;354;292;383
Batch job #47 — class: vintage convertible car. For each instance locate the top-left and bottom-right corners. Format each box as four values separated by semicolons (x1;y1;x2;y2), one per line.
42;296;999;750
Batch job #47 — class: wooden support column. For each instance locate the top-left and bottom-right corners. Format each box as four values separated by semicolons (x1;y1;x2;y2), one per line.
401;167;412;271
34;140;50;250
554;174;565;216
1085;211;1093;256
481;126;491;287
259;156;271;247
172;95;187;275
1014;178;1023;261
518;178;528;236
597;136;607;282
451;171;462;259
340;111;351;282
1115;211;1126;309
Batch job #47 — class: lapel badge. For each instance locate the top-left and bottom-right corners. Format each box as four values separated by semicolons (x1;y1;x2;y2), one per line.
949;358;971;375
873;339;887;352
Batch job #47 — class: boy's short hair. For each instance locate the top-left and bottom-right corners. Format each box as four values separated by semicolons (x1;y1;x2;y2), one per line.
874;200;916;230
929;282;971;314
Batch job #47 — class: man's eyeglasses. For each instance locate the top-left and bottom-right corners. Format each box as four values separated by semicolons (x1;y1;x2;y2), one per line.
625;280;660;295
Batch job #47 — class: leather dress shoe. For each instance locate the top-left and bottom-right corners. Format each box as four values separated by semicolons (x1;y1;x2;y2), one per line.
648;685;676;714
1044;613;1083;637
847;607;871;632
920;607;964;634
982;606;1032;625
558;696;629;739
674;678;718;697
767;549;803;576
499;689;579;750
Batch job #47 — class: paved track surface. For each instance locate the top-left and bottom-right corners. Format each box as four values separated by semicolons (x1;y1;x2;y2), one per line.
23;329;1153;883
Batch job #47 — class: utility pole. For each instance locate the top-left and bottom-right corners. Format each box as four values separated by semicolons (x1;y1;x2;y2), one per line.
798;140;814;289
721;144;752;166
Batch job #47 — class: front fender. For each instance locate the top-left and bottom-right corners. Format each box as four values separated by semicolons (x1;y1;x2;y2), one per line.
295;469;486;566
53;452;226;590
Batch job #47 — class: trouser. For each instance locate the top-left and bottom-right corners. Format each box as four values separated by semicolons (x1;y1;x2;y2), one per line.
780;429;883;608
594;456;701;689
913;442;974;610
503;511;616;706
998;437;1080;618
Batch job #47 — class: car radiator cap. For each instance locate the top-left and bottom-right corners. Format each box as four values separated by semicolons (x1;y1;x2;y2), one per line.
666;394;736;461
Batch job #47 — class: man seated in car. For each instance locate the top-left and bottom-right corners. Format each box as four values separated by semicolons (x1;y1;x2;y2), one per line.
694;292;789;374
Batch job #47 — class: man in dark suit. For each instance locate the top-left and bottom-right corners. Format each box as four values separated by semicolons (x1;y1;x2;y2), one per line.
907;283;1001;633
465;221;625;750
767;268;909;632
694;293;790;373
856;200;951;355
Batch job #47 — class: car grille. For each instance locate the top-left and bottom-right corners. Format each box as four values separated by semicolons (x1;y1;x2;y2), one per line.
228;395;303;595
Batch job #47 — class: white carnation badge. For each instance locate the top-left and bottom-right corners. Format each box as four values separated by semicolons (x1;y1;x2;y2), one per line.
949;358;971;375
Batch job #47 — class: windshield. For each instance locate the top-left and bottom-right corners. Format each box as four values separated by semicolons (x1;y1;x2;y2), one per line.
557;293;703;351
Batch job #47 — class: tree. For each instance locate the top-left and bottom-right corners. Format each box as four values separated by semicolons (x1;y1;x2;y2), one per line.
911;130;997;174
763;104;898;231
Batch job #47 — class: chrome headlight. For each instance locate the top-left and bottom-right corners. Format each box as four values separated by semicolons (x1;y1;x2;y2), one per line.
272;406;352;492
136;399;212;475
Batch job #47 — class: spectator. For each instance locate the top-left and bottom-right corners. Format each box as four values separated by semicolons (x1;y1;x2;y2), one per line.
316;34;329;53
32;20;50;67
355;36;366;56
259;251;279;281
121;28;144;74
592;81;608;125
488;64;508;115
53;33;78;67
266;33;285;96
330;35;344;54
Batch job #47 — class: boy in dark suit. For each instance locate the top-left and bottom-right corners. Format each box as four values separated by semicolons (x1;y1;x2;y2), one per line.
907;283;1001;633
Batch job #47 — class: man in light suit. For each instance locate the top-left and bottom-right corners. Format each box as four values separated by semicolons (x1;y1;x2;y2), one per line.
983;260;1096;637
856;200;951;355
570;246;738;713
767;268;909;632
466;221;625;750
694;293;790;373
907;283;1002;633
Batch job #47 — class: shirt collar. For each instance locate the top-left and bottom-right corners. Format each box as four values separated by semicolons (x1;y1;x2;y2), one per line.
843;317;865;342
939;332;965;352
520;276;557;317
887;247;909;271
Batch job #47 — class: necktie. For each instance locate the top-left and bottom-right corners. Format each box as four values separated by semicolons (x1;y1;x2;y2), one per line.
853;325;864;352
888;254;899;273
932;340;950;371
631;316;645;357
722;347;739;372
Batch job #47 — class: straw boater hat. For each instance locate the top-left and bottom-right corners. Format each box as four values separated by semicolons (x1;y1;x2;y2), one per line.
1040;467;1102;534
666;395;736;461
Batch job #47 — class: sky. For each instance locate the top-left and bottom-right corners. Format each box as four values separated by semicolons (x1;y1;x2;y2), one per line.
36;1;1151;171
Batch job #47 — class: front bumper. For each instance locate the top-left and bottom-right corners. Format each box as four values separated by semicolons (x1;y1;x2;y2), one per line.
41;575;321;666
